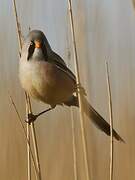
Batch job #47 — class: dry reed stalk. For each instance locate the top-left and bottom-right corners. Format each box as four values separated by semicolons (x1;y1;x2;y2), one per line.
105;62;114;180
26;124;31;180
25;93;32;180
68;0;90;180
31;123;42;180
12;1;42;180
9;95;39;177
26;94;42;180
12;0;31;178
70;109;78;180
12;0;23;50
66;33;78;180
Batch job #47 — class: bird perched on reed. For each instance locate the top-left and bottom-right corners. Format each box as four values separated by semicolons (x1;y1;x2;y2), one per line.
19;30;123;142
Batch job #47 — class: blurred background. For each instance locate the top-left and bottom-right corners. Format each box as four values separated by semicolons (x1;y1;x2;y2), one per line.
0;0;135;179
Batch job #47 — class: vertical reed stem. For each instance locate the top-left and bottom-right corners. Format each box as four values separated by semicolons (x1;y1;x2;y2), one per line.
13;0;23;50
31;123;42;180
27;124;31;180
13;0;31;178
25;93;32;180
27;95;42;180
12;1;41;179
68;0;90;180
105;62;114;180
26;95;42;180
9;94;39;178
71;109;78;180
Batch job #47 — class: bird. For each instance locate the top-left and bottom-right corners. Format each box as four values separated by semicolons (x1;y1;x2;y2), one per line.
19;29;124;142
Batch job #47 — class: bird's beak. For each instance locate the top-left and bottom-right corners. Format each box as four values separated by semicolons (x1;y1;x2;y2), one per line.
35;40;41;48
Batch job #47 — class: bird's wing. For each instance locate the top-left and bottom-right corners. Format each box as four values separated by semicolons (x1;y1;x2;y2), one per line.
49;51;76;83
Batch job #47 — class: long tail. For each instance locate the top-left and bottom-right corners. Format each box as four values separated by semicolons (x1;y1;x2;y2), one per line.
64;95;124;142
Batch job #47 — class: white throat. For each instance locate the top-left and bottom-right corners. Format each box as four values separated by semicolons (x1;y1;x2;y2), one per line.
32;48;44;60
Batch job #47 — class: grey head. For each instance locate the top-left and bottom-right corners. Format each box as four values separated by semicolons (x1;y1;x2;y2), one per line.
23;30;52;61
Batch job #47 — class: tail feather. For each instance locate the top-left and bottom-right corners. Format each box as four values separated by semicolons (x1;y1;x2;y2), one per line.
88;104;124;142
64;95;124;142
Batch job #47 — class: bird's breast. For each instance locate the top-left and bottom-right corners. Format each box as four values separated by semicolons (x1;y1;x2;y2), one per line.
19;60;75;106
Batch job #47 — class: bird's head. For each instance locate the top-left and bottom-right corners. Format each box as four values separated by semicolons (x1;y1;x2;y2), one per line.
22;30;52;61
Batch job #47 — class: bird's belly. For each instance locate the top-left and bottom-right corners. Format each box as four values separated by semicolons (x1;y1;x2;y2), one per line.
19;61;76;106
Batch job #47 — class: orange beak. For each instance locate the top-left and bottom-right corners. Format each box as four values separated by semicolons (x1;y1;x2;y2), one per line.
35;40;41;48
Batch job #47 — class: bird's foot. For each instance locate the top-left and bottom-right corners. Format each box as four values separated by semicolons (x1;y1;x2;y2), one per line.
75;83;87;95
25;113;38;124
25;107;55;124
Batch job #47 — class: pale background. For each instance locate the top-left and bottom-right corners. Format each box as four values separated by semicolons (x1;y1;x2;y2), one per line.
0;0;135;179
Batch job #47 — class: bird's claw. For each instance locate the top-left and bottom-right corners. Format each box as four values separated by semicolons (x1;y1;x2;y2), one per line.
75;83;87;95
25;113;38;124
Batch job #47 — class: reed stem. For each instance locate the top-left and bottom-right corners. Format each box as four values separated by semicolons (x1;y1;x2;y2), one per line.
12;1;42;179
71;109;78;180
105;62;114;180
68;1;90;179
